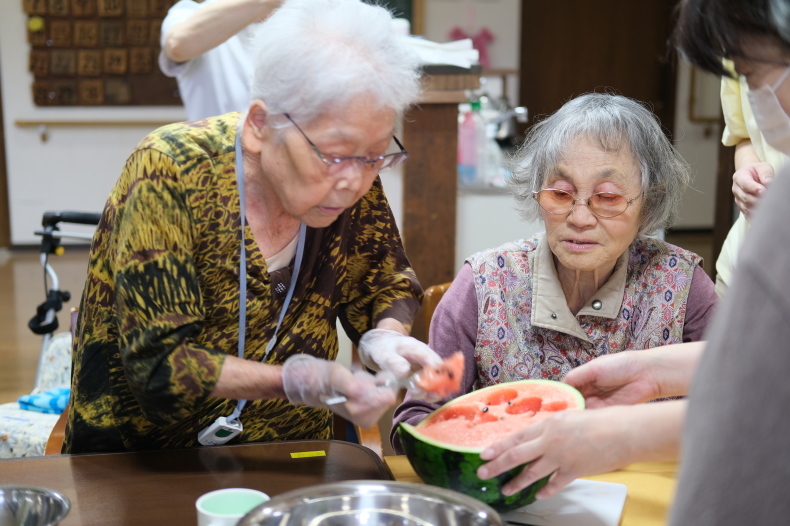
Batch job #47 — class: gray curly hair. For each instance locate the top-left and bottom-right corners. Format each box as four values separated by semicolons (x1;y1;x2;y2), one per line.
508;93;690;236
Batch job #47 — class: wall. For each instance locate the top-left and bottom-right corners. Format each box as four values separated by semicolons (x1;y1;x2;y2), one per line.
425;0;521;105
425;1;720;232
424;0;535;266
672;60;722;229
456;190;542;270
0;1;187;245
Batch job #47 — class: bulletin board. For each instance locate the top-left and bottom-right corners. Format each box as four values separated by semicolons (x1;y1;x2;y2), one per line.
22;0;182;106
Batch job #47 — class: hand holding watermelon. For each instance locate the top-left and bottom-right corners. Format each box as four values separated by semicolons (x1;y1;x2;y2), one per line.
476;400;686;500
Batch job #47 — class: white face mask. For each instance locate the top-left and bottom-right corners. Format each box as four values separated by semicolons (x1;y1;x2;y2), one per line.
747;65;790;155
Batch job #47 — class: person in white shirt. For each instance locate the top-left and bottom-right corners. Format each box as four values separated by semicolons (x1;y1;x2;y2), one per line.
159;0;283;121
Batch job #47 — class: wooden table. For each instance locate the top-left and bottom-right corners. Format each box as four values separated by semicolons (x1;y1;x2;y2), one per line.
385;455;678;526
0;440;392;525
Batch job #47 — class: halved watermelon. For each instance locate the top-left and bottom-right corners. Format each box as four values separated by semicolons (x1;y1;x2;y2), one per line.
398;379;585;511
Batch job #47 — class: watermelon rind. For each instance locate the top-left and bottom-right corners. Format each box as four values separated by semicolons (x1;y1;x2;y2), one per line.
397;379;585;512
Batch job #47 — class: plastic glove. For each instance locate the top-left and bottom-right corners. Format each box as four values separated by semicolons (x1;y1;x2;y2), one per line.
281;354;397;429
357;328;443;378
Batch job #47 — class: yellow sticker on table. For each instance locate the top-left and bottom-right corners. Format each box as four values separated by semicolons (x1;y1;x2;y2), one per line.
290;450;326;459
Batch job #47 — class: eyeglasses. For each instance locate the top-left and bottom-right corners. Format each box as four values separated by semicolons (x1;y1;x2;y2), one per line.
532;188;641;218
284;113;408;176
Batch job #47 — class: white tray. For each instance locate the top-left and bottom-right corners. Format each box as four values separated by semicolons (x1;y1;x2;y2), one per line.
500;479;628;526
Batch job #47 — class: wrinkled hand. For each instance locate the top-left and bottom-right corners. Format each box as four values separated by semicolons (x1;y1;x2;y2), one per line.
477;407;631;499
732;161;774;220
563;351;661;408
358;329;443;378
281;354;397;429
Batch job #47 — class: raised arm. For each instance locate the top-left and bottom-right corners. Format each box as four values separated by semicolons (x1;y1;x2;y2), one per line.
163;0;283;63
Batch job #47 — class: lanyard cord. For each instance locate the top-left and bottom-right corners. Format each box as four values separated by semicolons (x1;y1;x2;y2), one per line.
227;133;306;422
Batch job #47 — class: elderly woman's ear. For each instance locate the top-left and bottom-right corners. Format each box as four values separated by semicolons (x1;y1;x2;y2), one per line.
243;100;270;153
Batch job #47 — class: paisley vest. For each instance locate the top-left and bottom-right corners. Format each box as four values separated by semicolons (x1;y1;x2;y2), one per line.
467;235;701;388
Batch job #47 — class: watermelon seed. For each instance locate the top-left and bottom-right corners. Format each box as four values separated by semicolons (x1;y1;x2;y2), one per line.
482;407;488;412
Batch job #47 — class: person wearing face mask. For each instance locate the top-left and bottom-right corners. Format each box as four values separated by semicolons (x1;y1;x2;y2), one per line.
670;0;790;522
63;0;442;455
391;93;719;460
715;61;790;297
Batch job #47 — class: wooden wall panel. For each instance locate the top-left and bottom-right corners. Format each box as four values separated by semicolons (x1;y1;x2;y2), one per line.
402;103;459;343
519;0;678;136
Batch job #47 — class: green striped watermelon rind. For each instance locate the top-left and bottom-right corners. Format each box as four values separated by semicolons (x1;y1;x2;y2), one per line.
397;379;585;512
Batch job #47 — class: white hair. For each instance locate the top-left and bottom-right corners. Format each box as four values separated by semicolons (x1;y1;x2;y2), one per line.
247;0;422;124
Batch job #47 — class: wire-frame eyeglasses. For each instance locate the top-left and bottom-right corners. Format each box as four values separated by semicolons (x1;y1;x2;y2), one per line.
532;188;641;218
284;113;408;176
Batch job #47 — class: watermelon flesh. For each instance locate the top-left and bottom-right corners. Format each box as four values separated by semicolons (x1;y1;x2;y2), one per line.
398;379;584;512
414;351;464;398
417;382;572;448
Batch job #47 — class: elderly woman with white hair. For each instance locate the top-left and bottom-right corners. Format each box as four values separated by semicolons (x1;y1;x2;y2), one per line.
64;0;442;454
392;93;718;452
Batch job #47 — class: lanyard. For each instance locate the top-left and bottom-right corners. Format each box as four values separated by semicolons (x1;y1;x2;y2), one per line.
227;132;306;421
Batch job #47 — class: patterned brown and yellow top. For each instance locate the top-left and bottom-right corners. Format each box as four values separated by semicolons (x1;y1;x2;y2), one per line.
64;113;422;454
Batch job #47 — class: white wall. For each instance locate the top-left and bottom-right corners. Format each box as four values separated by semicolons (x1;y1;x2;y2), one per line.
424;0;521;70
0;2;187;245
455;191;542;271
672;60;722;229
425;0;522;105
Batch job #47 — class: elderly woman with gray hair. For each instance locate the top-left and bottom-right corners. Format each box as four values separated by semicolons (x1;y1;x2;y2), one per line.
392;93;717;460
64;0;443;454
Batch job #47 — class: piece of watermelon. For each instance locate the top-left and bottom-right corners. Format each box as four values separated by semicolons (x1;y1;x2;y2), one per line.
414;351;464;398
398;379;585;512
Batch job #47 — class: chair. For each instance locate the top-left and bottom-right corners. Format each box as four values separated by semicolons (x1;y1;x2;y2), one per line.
43;308;78;455
0;329;72;458
421;282;453;339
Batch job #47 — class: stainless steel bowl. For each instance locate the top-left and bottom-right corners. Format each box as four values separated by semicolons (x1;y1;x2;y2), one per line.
0;486;71;526
237;480;503;526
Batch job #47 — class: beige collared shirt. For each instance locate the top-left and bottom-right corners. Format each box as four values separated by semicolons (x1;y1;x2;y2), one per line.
530;238;629;343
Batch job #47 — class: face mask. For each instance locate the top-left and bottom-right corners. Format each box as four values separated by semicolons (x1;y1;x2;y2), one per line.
747;65;790;155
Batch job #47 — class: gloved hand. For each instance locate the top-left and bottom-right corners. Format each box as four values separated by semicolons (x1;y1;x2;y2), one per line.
281;354;397;429
357;328;443;379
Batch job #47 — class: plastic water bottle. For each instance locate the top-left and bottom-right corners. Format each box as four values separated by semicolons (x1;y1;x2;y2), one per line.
458;101;485;186
458;103;478;186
